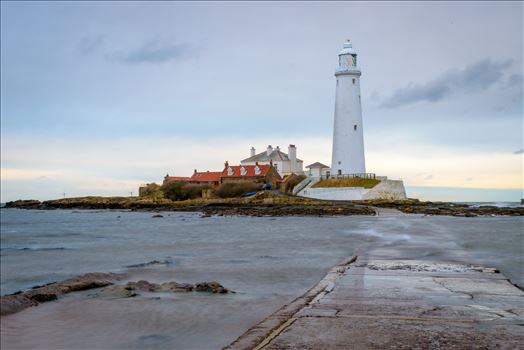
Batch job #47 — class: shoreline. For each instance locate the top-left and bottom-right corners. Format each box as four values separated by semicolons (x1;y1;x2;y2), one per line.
4;195;524;217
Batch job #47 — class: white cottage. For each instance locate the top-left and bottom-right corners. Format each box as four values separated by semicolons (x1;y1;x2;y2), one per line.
305;162;330;178
240;144;304;176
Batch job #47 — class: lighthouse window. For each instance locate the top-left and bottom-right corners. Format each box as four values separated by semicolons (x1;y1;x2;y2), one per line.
352;78;355;85
354;124;357;131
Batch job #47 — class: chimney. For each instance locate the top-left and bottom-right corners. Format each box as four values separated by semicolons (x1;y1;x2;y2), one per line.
250;146;256;157
288;144;297;172
276;146;280;152
266;145;273;156
224;160;229;168
194;169;197;174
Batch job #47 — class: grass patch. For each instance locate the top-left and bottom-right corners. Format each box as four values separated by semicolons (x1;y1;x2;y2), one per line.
312;178;380;189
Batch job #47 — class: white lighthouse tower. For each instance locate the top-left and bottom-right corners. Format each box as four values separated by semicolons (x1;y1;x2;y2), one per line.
331;40;366;176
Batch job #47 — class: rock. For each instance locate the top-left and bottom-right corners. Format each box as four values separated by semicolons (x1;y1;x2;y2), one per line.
194;281;230;294
125;280;162;292
125;259;173;268
93;279;231;298
160;281;194;292
90;285;138;298
29;293;58;302
0;295;39;316
4;199;42;209
0;272;123;316
152;214;163;218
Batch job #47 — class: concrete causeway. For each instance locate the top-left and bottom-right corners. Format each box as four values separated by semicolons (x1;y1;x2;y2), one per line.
225;256;524;349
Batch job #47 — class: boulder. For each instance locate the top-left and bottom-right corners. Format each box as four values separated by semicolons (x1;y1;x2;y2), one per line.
194;281;230;294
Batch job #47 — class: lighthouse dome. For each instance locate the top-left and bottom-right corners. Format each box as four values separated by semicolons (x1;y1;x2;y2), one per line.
339;40;356;55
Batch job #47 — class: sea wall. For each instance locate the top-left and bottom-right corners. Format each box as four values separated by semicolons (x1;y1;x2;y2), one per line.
300;180;407;201
301;187;368;200
362;179;407;200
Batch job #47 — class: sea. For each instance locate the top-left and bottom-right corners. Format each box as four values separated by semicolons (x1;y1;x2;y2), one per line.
1;208;523;349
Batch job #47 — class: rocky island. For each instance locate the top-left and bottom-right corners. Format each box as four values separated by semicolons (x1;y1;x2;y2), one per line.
4;192;523;217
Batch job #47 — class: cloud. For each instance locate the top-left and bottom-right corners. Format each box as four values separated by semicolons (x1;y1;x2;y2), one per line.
513;149;524;154
106;39;191;64
506;73;523;88
381;59;513;108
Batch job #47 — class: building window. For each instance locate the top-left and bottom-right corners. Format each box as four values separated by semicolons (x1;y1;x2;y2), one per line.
338;169;342;175
352;78;355;85
354;124;357;131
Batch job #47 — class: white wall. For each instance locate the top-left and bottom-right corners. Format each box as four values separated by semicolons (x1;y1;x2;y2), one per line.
301;187;368;200
300;180;407;200
308;167;329;177
363;180;407;200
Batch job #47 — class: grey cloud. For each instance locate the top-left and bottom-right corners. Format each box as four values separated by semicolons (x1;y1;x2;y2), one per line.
106;39;190;64
381;59;513;108
513;149;524;154
506;73;523;88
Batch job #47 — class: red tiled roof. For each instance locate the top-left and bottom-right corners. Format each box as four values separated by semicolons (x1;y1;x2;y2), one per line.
190;171;222;182
221;164;272;178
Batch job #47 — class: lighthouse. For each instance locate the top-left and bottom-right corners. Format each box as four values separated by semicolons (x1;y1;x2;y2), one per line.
331;40;366;175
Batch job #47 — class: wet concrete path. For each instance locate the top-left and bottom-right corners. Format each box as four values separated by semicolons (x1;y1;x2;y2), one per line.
226;254;524;349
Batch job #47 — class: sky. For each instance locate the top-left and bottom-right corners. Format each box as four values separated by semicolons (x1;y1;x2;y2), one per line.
1;1;523;202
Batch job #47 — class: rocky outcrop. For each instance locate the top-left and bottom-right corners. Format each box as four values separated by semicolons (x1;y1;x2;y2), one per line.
95;280;231;298
4;196;377;216
1;275;232;316
3;199;42;209
201;204;375;217
0;272;123;316
5;196;522;217
356;199;524;216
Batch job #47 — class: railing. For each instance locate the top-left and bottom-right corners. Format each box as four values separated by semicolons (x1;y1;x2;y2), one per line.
292;177;313;195
320;173;376;180
335;67;361;74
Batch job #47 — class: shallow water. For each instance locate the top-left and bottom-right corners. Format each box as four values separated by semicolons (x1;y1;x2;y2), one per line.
1;209;522;349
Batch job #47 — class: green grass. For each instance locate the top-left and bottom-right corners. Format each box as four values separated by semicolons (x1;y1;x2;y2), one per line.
312;178;380;189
